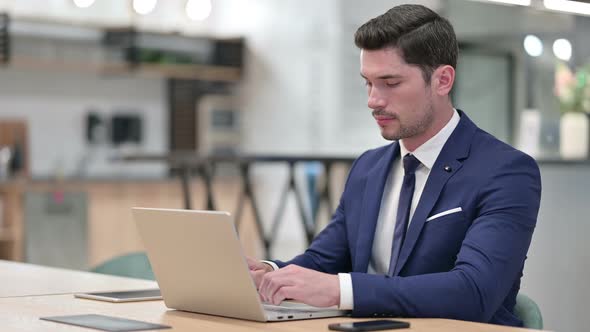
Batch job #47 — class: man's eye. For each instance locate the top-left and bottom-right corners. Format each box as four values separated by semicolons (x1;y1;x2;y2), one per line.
364;81;372;87
386;82;400;88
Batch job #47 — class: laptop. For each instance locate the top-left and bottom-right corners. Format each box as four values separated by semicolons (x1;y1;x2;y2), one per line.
132;207;348;322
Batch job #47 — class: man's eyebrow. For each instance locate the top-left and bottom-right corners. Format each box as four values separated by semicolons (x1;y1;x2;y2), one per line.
360;73;404;80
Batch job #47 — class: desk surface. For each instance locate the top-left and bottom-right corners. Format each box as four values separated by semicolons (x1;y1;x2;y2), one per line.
0;260;157;297
0;261;546;332
0;294;546;332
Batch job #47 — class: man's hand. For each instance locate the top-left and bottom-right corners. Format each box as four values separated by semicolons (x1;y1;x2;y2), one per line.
246;256;273;289
258;264;340;307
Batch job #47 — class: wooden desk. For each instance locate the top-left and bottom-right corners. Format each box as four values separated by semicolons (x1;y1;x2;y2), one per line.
0;261;546;331
0;260;157;297
0;294;546;332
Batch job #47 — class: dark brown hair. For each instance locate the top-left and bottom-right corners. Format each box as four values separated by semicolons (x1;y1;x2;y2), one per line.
354;4;458;82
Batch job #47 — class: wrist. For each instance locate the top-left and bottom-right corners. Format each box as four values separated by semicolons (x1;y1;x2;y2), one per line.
332;274;341;307
261;262;274;273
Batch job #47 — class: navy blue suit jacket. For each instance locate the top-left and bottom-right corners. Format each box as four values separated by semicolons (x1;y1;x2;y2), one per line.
274;111;542;326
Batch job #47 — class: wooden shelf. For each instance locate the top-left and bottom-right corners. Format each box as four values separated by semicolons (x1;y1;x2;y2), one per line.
4;15;244;82
9;56;128;76
137;63;241;82
7;56;242;82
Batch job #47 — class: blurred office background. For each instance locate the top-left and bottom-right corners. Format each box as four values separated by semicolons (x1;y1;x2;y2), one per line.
0;0;588;330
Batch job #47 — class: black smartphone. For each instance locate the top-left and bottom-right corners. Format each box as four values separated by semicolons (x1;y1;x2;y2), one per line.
328;319;410;331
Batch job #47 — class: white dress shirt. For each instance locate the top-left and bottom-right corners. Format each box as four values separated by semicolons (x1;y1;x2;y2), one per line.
264;109;460;310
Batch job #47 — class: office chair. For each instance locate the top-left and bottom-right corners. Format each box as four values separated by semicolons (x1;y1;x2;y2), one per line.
514;293;543;329
91;252;155;280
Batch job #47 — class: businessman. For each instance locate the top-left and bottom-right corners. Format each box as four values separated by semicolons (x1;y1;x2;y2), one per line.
248;4;541;327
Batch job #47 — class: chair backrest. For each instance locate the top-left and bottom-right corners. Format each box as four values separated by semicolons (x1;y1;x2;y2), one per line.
91;252;155;280
514;293;543;329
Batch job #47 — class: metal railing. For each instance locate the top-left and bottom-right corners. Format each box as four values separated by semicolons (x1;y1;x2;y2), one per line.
115;153;356;258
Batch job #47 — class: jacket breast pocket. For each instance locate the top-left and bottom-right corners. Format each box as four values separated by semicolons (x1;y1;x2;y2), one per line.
423;210;467;231
426;207;463;222
410;210;470;273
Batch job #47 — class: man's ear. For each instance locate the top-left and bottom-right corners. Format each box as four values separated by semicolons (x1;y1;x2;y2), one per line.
431;65;455;97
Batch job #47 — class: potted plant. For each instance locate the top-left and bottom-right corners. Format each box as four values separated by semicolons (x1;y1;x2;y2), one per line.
555;62;590;159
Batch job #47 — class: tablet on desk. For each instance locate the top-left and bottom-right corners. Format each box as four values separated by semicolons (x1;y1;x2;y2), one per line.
74;289;162;303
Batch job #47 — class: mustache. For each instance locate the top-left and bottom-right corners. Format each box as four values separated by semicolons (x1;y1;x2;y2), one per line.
372;110;397;118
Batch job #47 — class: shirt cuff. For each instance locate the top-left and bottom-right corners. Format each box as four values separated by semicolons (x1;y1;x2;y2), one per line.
338;273;354;310
261;260;279;271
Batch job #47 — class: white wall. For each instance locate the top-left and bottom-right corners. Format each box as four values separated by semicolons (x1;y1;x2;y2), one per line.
0;68;167;178
522;166;590;332
448;0;573;40
210;0;344;154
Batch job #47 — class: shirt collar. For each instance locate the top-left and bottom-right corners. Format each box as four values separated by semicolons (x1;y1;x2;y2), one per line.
399;109;460;170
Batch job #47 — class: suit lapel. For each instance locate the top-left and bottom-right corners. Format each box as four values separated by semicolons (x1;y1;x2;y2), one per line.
393;159;462;275
393;111;477;275
354;143;398;273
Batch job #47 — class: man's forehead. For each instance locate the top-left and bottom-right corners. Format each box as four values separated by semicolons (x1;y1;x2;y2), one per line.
360;58;406;78
359;48;417;78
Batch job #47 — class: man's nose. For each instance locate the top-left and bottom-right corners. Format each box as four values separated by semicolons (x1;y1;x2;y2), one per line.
368;88;386;110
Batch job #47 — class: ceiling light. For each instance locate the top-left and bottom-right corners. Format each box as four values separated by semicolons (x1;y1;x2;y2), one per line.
133;0;158;15
484;0;531;6
524;35;543;57
544;0;590;16
73;0;95;8
186;0;212;21
553;38;573;61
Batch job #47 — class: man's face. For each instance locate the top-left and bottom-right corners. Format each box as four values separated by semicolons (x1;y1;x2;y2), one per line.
360;47;435;141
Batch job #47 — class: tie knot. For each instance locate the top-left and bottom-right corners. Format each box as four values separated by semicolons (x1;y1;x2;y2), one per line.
403;154;421;175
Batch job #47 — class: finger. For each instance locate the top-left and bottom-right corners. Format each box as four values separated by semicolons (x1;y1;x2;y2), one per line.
258;270;280;299
258;266;297;298
259;272;277;303
250;270;266;289
259;274;275;303
269;282;287;305
265;265;301;287
245;256;262;270
271;286;297;305
263;273;296;304
258;269;287;299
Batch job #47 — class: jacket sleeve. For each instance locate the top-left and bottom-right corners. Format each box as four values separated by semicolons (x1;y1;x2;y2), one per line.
350;153;541;322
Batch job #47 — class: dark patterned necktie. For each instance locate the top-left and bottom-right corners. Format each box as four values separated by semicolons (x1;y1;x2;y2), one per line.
388;153;421;276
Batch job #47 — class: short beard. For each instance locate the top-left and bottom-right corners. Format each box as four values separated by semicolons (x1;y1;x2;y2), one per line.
383;103;435;141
